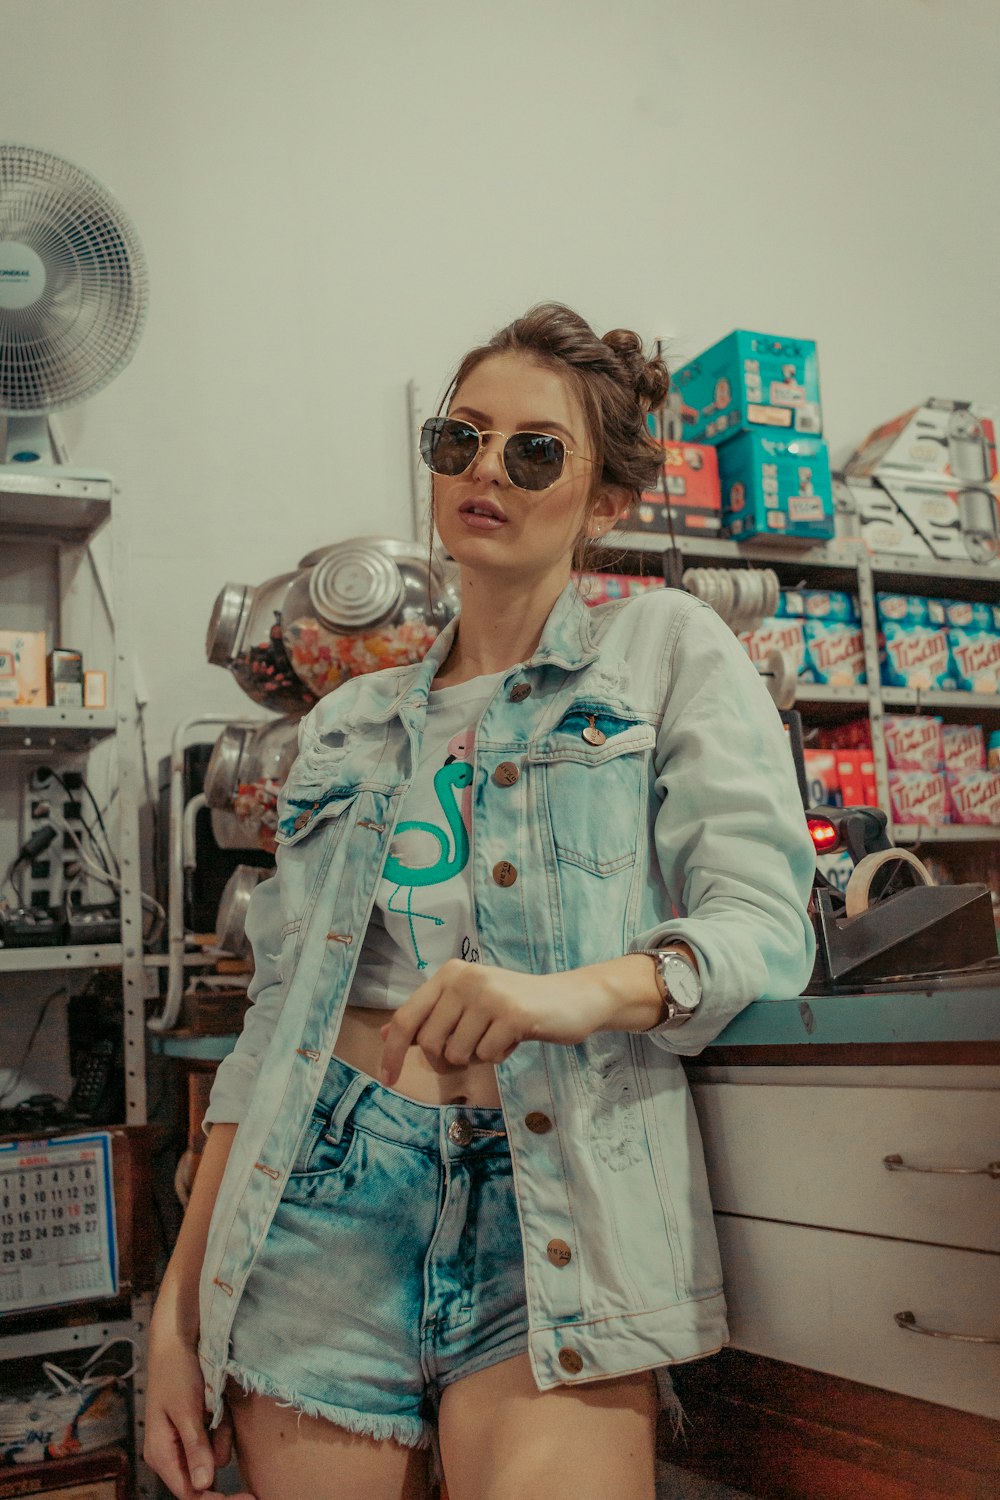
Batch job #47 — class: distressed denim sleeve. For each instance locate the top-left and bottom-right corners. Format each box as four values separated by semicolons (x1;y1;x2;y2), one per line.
202;871;286;1127
631;600;816;1054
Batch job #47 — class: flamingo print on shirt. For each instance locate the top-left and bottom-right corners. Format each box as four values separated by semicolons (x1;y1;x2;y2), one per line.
382;728;475;969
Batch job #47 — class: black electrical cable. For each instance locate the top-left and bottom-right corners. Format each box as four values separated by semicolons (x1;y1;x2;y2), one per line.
41;767;120;879
0;988;67;1107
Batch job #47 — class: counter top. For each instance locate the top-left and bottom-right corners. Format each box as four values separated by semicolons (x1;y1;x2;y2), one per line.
152;978;1000;1062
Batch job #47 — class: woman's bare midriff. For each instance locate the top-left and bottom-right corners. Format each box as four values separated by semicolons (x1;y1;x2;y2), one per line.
333;1004;503;1107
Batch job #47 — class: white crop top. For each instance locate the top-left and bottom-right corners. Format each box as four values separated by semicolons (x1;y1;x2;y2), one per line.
347;670;507;1010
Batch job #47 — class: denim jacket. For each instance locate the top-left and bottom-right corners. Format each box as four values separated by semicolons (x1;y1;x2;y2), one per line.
199;582;815;1422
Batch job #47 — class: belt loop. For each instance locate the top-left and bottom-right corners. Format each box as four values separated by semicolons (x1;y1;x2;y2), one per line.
325;1068;372;1143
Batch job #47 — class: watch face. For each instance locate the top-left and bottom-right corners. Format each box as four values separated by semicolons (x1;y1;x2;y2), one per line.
664;955;700;1010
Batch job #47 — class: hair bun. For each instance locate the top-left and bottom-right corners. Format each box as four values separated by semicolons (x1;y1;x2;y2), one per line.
601;328;671;413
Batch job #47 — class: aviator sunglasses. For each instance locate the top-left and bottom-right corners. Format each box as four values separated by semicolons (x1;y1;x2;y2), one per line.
419;416;596;492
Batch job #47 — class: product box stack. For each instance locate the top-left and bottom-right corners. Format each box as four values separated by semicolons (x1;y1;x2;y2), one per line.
632;437;722;538
883;714;1000;828
877;594;1000;694
737;587;865;688
670;330;835;543
836;398;1000;564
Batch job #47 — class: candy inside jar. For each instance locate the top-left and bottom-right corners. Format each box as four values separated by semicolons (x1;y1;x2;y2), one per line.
281;537;459;697
204;718;299;851
206;575;318;716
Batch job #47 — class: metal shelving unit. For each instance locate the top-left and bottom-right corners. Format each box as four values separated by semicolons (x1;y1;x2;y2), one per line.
0;470;154;1495
604;528;1000;850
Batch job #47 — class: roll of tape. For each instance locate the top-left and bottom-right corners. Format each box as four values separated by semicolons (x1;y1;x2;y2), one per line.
844;847;934;919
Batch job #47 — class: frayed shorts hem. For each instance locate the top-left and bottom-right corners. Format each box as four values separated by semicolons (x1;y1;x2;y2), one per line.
223;1360;433;1451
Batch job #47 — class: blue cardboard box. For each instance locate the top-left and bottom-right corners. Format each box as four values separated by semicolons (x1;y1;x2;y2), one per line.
717;432;834;541
672;329;823;445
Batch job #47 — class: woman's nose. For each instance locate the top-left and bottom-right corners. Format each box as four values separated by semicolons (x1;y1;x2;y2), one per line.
472;432;507;483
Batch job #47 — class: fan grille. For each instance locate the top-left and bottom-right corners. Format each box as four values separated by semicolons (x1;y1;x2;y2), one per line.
0;144;148;415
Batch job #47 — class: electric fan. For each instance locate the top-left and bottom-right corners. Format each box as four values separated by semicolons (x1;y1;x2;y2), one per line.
0;144;148;470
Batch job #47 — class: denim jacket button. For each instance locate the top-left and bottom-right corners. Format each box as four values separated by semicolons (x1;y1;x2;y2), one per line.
547;1238;572;1267
509;682;532;702
493;861;518;887
293;812;311;831
525;1112;552;1134
558;1347;584;1374
493;761;520;787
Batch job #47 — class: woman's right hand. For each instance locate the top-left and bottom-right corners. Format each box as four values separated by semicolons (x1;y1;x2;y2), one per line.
144;1321;254;1499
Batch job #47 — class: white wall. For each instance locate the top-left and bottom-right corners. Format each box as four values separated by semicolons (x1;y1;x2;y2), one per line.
5;0;1000;764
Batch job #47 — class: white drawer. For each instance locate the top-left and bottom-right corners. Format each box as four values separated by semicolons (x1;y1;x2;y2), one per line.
715;1214;1000;1420
691;1081;999;1251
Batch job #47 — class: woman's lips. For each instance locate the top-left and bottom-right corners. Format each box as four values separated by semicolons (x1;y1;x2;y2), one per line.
458;500;507;529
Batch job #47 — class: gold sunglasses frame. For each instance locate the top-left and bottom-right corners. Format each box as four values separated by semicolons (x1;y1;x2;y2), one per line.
419;417;596;493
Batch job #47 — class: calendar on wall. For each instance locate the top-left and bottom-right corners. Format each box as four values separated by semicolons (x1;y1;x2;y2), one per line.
0;1133;117;1313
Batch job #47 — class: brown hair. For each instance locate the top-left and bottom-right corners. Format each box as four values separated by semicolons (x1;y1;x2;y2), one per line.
438;302;670;568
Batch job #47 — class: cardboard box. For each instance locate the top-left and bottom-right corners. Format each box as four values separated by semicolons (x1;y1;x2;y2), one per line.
888;769;950;825
738;617;806;676
941;723;986;771
877;594;956;689
832;473;934;557
0;629;46;707
48;648;83;708
633;440;721;535
845;398;999;485
717;431;834;541
946;768;1000;825
672;329;823;445
801;619;866;685
877;476;1000;564
803;748;841;807
883;714;944;770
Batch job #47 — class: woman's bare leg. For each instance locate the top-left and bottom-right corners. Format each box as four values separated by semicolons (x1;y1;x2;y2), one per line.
227;1385;430;1500
437;1352;657;1500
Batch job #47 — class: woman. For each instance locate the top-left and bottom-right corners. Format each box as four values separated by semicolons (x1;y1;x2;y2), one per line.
146;303;816;1500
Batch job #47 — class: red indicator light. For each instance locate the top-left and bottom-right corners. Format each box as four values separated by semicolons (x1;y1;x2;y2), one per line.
808;816;841;854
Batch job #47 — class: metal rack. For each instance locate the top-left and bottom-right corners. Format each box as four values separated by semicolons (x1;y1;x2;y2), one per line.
598;530;1000;848
0;469;154;1495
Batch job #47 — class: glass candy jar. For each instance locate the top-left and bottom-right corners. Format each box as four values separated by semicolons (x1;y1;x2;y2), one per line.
206;572;317;716
204;717;299;854
280;537;458;699
215;865;271;957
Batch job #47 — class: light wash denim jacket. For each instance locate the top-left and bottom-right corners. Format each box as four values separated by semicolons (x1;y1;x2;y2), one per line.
198;582;816;1423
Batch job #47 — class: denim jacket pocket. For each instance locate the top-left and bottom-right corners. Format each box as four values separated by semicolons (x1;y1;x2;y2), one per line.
531;709;654;876
273;784;360;848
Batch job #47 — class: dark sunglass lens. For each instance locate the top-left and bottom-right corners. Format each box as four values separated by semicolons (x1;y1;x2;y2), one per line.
420;418;479;475
505;432;565;490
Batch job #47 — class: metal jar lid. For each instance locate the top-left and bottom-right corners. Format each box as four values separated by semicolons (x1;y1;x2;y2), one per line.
206;582;251;665
308;540;405;631
203;725;250;808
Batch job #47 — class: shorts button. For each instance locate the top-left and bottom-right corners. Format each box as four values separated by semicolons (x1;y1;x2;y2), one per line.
510;683;532;702
547;1238;572;1267
493;860;517;887
447;1118;474;1146
558;1347;584;1374
493;761;520;787
525;1112;552;1134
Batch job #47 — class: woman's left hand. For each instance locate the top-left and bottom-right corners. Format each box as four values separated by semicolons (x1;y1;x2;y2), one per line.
379;960;616;1086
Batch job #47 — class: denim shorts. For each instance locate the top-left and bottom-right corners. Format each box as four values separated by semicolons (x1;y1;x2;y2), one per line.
224;1055;528;1449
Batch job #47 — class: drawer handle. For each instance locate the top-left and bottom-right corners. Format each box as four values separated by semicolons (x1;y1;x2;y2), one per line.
895;1310;1000;1345
883;1154;1000;1179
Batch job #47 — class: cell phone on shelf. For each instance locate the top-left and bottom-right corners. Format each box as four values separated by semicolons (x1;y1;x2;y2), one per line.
68;1035;118;1122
